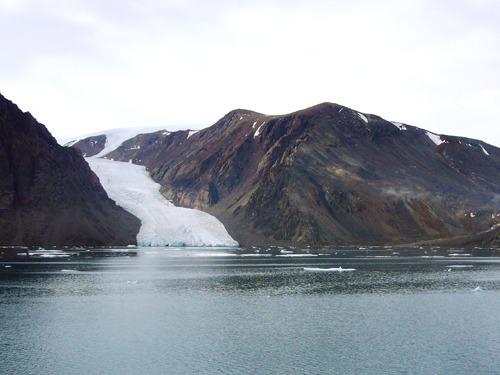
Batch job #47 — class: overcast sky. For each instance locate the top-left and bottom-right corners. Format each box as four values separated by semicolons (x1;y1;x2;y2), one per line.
1;0;499;145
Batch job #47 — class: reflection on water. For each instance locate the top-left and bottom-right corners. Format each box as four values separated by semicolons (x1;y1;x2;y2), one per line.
1;247;500;375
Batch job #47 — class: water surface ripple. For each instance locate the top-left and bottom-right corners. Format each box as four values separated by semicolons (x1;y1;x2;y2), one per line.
1;248;500;374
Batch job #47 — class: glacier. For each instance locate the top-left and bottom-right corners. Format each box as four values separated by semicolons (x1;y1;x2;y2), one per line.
67;128;238;247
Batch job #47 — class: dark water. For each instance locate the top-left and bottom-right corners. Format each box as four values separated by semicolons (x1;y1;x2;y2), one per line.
1;248;500;375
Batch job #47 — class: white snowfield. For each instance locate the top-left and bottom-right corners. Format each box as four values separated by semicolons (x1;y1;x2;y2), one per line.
65;127;237;247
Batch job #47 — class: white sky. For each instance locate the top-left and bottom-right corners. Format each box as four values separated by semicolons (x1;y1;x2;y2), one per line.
1;0;499;146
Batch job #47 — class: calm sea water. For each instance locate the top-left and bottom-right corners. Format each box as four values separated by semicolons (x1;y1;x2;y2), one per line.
1;248;500;375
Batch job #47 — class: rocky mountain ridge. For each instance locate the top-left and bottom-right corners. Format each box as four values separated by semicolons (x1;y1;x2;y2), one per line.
70;102;500;247
0;93;140;247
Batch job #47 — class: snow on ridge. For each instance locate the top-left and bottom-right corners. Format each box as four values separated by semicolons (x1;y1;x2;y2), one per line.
63;139;79;147
254;122;266;138
392;122;407;131
95;127;168;158
426;131;443;146
61;127;168;157
187;130;199;139
479;144;490;156
88;158;238;247
357;112;368;123
61;126;207;157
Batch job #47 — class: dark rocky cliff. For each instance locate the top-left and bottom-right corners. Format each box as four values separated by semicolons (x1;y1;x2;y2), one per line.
0;93;140;247
76;103;500;246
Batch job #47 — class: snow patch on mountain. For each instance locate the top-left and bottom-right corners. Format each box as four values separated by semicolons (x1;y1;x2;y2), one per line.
254;122;266;138
88;158;238;247
392;122;407;131
187;130;199;139
95;127;168;157
426;132;443;146
61;127;168;158
357;112;368;123
479;144;490;156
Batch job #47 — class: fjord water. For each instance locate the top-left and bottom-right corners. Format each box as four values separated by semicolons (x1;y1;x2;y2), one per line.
1;249;500;375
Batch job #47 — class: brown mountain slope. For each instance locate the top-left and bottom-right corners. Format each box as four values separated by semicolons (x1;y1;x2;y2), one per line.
77;103;500;246
0;93;140;247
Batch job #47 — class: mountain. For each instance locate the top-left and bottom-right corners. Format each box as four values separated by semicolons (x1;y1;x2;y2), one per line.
0;93;140;247
70;102;500;247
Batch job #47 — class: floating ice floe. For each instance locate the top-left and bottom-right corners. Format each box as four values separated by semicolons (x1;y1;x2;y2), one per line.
277;254;318;257
238;253;272;257
303;266;356;272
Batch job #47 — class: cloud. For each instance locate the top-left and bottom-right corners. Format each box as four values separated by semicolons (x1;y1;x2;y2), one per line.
1;0;499;146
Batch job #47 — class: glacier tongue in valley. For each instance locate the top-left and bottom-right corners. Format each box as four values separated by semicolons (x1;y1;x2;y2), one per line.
87;157;238;247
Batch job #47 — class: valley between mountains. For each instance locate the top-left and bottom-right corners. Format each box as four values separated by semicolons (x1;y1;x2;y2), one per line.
66;102;500;248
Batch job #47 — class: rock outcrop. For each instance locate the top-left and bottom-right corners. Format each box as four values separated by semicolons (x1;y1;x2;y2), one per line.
0;93;140;247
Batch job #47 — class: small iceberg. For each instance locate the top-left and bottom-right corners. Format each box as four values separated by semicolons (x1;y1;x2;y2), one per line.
303;266;356;272
473;286;483;292
278;254;318;257
239;253;272;257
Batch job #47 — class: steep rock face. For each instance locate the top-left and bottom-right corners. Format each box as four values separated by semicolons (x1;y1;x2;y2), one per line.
0;94;140;247
77;103;500;246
